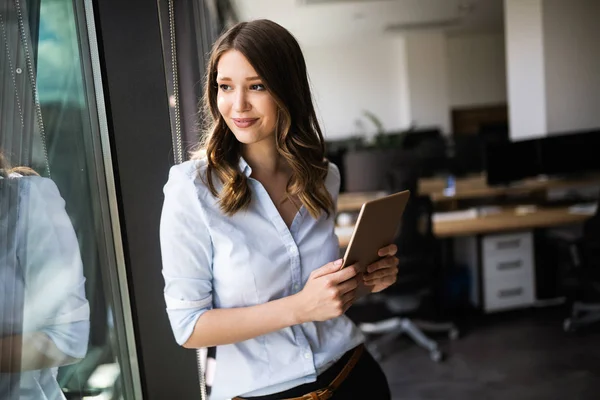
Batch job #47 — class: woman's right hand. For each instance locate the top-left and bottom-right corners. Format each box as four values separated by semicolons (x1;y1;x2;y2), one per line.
294;259;359;324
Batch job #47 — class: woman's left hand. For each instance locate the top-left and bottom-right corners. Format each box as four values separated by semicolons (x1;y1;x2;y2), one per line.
363;244;399;293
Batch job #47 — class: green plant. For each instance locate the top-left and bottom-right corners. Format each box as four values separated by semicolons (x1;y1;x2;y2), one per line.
351;110;410;150
362;110;385;135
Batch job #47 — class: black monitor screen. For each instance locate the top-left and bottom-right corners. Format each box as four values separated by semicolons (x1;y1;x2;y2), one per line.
479;123;509;145
401;129;442;149
452;135;484;176
485;139;542;185
541;130;600;176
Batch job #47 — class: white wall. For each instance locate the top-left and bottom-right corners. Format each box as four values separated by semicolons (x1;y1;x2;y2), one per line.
447;33;507;108
543;0;600;134
504;0;548;141
404;32;450;134
304;31;508;140
303;37;410;140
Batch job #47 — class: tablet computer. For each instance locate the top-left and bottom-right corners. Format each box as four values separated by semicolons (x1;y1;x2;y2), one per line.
340;190;410;272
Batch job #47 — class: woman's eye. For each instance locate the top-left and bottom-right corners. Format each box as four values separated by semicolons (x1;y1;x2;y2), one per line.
250;84;266;91
219;84;232;91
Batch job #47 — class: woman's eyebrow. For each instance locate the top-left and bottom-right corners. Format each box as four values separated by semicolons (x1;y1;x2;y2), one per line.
216;76;261;81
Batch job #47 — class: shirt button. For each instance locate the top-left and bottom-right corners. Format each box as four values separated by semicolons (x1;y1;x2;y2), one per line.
304;352;311;359
294;284;299;291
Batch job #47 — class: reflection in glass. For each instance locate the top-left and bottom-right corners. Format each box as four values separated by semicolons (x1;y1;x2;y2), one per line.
1;157;90;399
1;0;138;399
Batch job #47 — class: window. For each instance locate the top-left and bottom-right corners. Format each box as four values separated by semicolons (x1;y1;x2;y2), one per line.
1;0;140;398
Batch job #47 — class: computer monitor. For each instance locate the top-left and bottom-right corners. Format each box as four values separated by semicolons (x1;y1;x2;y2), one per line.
478;122;509;145
579;130;600;172
541;130;600;176
400;129;448;177
401;128;442;150
485;139;542;186
451;135;485;176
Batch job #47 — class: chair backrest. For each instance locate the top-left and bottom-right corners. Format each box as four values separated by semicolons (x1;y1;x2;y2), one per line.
383;158;437;291
384;156;434;257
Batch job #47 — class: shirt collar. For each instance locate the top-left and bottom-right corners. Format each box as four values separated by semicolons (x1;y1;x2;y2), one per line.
238;156;252;178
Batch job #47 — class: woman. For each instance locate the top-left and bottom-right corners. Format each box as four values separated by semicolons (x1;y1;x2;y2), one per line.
0;153;90;399
160;19;398;400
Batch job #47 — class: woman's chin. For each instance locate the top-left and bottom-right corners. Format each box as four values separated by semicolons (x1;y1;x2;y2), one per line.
233;133;259;145
232;130;270;146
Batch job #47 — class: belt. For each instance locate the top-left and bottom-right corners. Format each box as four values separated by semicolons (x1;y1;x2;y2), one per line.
234;344;364;400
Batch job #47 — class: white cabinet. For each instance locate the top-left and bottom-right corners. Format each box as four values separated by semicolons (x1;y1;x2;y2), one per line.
481;232;536;312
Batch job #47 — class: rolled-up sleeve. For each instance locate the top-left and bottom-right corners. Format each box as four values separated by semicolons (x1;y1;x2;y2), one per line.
160;165;214;346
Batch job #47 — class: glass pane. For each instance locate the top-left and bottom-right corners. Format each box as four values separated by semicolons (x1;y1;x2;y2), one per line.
1;0;139;399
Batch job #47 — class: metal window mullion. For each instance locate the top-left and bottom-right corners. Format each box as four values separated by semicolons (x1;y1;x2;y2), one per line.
79;0;145;398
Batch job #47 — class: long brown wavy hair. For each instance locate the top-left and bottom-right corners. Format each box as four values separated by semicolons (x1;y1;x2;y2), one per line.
0;151;8;178
193;19;333;219
0;151;39;178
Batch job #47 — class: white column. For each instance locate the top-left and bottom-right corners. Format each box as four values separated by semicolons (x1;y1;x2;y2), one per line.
542;0;600;134
504;0;547;140
504;0;600;140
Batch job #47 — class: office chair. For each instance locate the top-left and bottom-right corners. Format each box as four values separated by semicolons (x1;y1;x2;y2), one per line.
559;198;600;332
352;157;459;362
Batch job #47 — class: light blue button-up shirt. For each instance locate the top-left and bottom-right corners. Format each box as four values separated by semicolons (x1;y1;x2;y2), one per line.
1;175;90;400
160;157;364;400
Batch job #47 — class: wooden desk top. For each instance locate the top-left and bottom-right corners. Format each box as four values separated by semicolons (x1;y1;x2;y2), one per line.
337;173;600;211
420;173;600;202
336;206;593;247
432;206;591;238
337;191;388;213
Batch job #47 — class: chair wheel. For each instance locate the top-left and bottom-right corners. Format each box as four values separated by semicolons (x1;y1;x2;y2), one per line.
449;328;460;340
564;318;575;332
430;349;444;362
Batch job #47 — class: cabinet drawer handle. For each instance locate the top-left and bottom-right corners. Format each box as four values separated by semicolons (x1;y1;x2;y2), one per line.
495;239;521;250
497;260;523;271
498;287;523;298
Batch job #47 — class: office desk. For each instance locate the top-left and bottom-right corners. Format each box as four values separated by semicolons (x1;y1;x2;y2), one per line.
421;173;600;203
336;206;592;246
336;206;595;313
337;191;388;213
433;207;591;238
336;173;600;210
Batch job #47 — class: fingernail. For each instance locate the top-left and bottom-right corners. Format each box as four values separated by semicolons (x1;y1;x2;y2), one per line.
334;259;343;267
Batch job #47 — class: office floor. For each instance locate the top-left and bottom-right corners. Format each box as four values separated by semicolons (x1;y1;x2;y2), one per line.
375;306;600;400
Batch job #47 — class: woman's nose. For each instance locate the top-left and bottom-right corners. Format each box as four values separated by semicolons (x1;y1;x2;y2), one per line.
233;90;250;112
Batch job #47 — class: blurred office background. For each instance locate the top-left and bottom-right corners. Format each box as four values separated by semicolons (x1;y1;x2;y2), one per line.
1;0;599;399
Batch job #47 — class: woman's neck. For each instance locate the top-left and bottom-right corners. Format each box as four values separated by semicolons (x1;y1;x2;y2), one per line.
242;140;289;178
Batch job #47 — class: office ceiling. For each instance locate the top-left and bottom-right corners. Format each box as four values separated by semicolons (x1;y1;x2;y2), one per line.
232;0;504;46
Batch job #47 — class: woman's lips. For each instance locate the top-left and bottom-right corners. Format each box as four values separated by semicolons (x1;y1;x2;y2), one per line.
233;118;258;128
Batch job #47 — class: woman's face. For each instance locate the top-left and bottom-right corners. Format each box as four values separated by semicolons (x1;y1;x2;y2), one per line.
216;50;278;147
